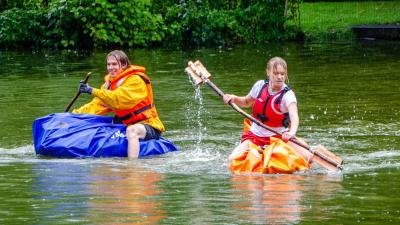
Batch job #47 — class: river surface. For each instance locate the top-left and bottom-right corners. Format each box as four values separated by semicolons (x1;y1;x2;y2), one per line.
0;41;399;224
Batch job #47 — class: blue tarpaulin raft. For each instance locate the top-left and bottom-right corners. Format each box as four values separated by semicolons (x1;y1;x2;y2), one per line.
32;113;178;158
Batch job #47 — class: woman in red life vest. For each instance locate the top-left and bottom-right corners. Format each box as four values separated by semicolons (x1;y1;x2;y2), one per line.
223;57;312;164
73;50;165;158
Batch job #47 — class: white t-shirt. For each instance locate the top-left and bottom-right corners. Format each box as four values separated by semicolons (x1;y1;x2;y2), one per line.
248;80;297;137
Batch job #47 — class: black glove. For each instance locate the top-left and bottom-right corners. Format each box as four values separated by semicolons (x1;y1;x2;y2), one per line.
79;81;93;94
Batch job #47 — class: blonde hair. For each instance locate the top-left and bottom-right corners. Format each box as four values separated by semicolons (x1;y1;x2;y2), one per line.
266;57;289;83
106;50;131;69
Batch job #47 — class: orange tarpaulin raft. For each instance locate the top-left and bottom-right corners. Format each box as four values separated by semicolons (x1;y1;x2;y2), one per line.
229;120;312;174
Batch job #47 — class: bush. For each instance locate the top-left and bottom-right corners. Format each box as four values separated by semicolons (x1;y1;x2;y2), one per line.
0;0;50;12
45;0;166;48
0;8;46;47
236;0;287;42
0;0;297;49
162;0;289;47
82;0;166;47
162;1;240;47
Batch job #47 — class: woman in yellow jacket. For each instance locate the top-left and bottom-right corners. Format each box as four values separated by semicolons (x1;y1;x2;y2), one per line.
73;50;165;158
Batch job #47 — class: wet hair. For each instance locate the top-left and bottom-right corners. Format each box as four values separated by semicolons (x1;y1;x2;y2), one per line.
266;56;289;83
106;50;131;69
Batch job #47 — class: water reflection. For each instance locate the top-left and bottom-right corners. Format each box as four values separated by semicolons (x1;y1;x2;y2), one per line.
33;161;165;224
32;161;93;223
230;174;343;224
86;163;165;225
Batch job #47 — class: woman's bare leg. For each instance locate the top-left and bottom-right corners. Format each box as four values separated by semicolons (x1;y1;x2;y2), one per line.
126;124;147;158
228;140;251;165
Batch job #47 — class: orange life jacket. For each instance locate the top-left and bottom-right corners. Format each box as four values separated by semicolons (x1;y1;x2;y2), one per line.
104;65;158;125
252;80;290;128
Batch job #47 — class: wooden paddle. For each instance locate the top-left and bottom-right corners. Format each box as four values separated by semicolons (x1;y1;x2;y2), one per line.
64;72;91;112
185;60;344;171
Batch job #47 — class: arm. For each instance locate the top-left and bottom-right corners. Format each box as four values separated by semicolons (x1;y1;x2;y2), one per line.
91;76;147;110
72;97;111;115
223;80;262;108
223;93;255;108
282;102;299;141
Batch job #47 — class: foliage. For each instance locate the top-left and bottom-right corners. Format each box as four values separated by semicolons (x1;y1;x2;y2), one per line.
286;0;302;26
0;8;46;47
82;0;166;47
236;0;287;42
0;0;301;48
45;0;87;48
46;0;166;48
162;0;291;47
0;0;50;11
162;1;240;46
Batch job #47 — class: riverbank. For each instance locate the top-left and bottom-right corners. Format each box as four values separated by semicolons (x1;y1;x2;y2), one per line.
299;1;400;41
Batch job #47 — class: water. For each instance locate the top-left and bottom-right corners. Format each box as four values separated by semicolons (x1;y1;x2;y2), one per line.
0;41;399;224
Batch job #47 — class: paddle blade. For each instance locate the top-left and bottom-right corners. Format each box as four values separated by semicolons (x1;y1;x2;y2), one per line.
313;145;344;171
193;60;211;79
185;66;203;85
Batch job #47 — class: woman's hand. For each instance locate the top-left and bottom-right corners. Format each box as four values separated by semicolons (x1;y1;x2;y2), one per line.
282;130;295;142
223;94;235;105
79;81;93;94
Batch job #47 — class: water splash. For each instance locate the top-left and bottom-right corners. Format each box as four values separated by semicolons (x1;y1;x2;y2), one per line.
0;145;34;157
342;150;400;173
176;76;226;167
192;85;206;147
183;84;217;159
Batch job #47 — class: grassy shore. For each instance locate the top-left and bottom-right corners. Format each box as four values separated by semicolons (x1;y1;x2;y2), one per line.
299;1;400;41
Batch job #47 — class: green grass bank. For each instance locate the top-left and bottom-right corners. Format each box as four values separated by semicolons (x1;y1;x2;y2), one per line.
299;1;400;41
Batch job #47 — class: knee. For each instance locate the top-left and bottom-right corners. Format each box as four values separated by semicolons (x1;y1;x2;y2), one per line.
126;125;140;139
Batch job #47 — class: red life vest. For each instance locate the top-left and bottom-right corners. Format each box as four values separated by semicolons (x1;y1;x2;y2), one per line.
104;65;158;125
252;80;291;128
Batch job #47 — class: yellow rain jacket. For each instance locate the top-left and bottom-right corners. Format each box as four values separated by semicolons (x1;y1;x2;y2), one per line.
72;65;165;132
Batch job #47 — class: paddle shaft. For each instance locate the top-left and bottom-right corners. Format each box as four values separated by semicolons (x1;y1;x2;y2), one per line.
203;79;342;169
64;72;91;112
